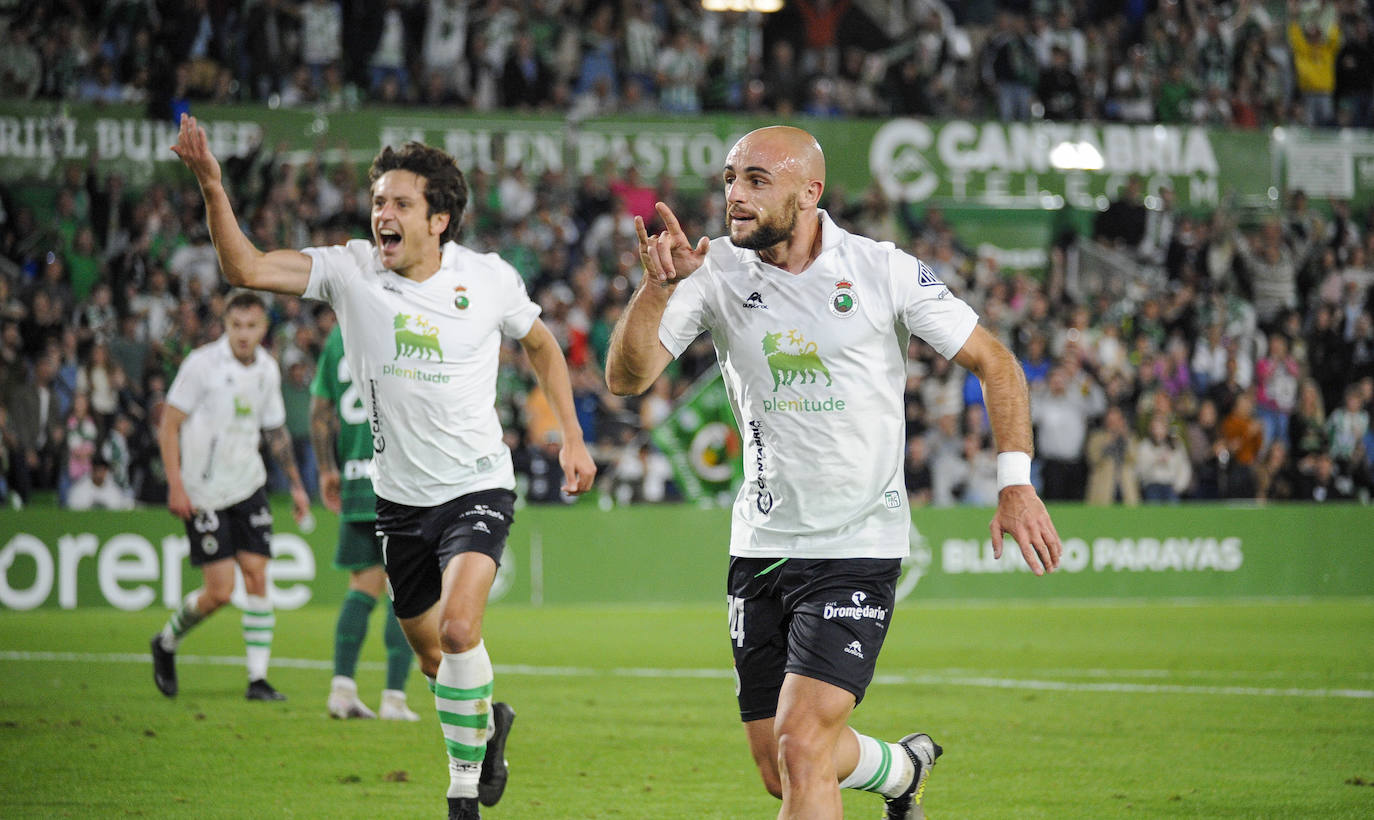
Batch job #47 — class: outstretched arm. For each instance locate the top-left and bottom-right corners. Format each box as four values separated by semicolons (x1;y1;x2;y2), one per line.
605;202;707;396
519;320;597;495
953;325;1062;575
170;114;312;295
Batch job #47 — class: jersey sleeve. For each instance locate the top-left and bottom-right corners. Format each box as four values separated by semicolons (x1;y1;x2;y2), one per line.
658;270;712;359
891;251;979;361
498;262;542;339
302;242;367;306
165;350;206;414
259;356;287;429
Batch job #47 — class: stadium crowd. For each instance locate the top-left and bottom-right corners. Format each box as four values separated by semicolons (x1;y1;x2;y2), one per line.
1;0;1373;512
2;0;1373;128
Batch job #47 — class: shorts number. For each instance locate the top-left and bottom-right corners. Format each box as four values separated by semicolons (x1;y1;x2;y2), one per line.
727;595;745;648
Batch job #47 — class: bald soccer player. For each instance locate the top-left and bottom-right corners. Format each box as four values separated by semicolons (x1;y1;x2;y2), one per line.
606;126;1062;820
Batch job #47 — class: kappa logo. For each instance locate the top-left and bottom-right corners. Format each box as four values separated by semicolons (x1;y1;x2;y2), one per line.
762;330;833;392
393;313;444;362
743;291;768;310
844;640;864;659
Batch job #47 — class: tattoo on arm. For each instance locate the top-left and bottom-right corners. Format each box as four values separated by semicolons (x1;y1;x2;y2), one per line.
309;397;338;474
265;426;302;485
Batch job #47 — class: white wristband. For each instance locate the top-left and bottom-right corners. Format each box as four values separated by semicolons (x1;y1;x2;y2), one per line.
997;452;1032;491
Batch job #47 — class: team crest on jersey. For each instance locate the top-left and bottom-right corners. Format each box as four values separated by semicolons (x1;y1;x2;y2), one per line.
393;313;444;362
762;330;833;392
454;285;470;310
828;280;857;318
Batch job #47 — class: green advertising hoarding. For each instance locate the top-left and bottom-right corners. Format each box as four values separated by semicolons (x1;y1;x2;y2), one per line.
1;101;1302;272
2;501;1370;610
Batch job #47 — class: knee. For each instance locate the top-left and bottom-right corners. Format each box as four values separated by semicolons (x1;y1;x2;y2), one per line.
438;615;482;654
240;570;267;596
198;588;232;613
775;729;828;783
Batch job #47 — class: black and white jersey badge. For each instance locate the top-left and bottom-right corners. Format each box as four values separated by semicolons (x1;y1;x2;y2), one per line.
828;279;857;318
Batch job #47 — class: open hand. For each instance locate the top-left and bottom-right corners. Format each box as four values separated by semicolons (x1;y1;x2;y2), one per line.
989;485;1062;576
169;113;223;188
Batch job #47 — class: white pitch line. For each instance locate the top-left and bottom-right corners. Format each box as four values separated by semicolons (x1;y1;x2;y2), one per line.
3;651;1371;699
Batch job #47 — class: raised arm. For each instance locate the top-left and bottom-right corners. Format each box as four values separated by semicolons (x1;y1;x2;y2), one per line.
953;325;1062;575
518;320;597;495
170;114;312;295
605;203;707;396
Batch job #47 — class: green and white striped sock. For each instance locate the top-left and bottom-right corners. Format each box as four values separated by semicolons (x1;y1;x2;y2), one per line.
241;594;274;681
838;729;915;798
434;641;494;799
159;591;207;651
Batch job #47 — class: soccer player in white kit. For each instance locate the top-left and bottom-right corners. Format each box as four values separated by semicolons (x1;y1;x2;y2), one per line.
150;290;312;703
606;126;1063;820
170;115;596;820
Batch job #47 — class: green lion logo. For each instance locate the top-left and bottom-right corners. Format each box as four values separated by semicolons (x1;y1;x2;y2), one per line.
233;397;252;417
762;330;832;392
393;313;444;362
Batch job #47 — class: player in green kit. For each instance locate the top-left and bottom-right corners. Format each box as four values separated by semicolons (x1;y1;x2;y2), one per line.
312;324;419;721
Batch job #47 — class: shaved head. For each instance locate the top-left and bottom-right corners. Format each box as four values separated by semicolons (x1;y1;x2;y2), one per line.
727;126;826;187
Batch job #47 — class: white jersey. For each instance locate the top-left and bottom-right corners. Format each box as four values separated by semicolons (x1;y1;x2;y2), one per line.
303;239;540;507
166;336;285;511
659;212;978;559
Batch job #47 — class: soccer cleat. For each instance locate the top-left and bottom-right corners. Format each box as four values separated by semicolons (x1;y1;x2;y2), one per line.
477;702;515;807
379;689;420;722
447;796;480;819
883;733;943;820
328;687;377;719
150;635;177;697
245;679;287;701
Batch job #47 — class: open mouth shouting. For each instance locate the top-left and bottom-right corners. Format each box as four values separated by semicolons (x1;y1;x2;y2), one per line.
377;227;402;256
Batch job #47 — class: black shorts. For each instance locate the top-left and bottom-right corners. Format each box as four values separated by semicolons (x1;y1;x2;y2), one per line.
184;487;273;567
727;556;901;722
375;488;516;619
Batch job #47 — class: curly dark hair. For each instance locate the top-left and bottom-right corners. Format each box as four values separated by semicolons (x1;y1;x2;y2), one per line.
368;142;468;244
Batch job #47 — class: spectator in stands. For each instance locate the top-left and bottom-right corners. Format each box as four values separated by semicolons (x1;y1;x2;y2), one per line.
1297;450;1354;501
1037;45;1082;120
1031;365;1105;501
1110;44;1155;122
1085;405;1140;506
1287;0;1342;126
1095;176;1148;249
1136;413;1193;502
982;12;1037;121
1219;391;1263;497
66;455;134;510
301;0;344;88
1334;14;1373;127
502;33;552;109
904;435;933;508
1327;383;1370;466
1255;439;1297;501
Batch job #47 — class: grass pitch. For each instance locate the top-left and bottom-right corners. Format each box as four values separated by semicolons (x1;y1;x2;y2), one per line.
1;600;1372;818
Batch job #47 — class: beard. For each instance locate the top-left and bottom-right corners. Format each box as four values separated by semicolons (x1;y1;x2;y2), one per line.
730;194;799;250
